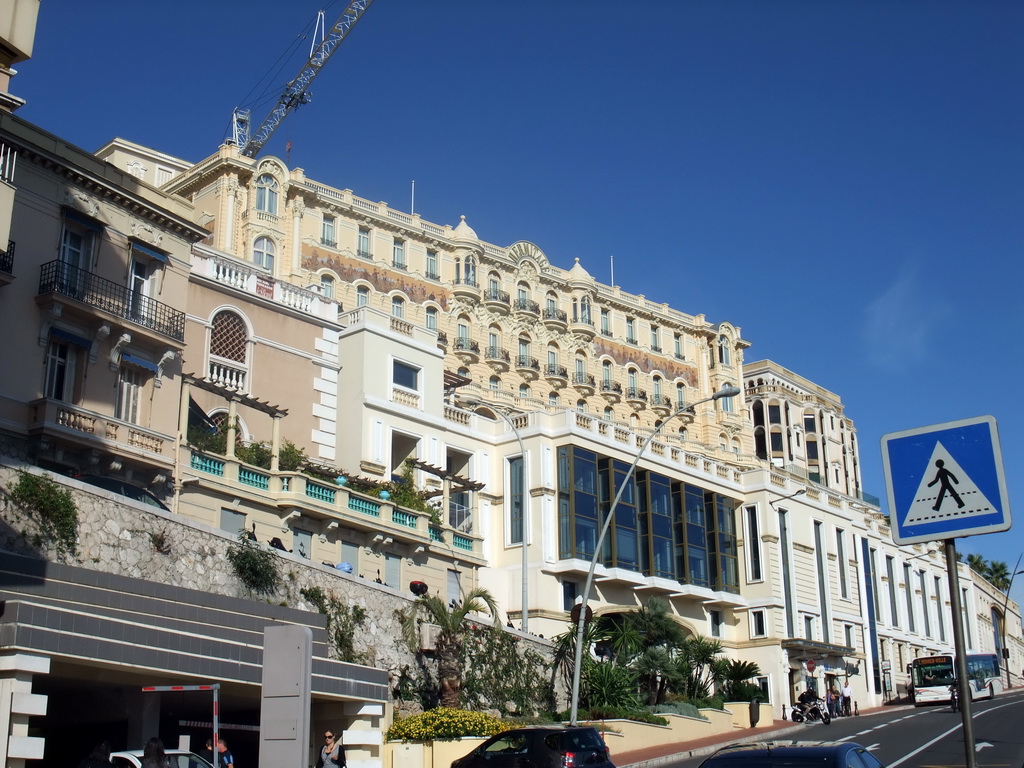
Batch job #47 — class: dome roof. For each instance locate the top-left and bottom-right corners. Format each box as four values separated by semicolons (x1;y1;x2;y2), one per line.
452;215;479;242
568;257;591;280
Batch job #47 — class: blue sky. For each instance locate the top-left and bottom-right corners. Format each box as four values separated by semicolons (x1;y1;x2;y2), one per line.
17;1;1024;608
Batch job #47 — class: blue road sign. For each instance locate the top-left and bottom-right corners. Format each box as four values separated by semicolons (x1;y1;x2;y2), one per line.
881;416;1010;545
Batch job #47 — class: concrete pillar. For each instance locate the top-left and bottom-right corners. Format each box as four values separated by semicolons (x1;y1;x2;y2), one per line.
0;653;49;768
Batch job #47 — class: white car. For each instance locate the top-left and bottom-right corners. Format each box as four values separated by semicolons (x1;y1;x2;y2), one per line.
110;750;213;768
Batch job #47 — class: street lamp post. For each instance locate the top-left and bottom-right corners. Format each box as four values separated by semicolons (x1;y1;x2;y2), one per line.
460;398;531;633
568;384;741;724
1000;554;1023;690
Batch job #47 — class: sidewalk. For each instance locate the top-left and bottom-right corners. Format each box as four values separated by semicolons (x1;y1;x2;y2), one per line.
616;705;906;768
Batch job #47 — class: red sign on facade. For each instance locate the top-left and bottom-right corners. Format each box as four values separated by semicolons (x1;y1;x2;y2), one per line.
256;275;274;299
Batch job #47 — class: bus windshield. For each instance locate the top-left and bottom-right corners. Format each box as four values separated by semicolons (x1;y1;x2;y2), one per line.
912;657;955;688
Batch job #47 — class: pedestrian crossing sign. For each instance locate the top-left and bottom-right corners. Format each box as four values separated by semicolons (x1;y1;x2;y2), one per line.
881;416;1010;545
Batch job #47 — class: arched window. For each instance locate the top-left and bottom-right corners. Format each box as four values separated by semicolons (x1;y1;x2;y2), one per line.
209;310;249;392
519;384;531;398
720;382;736;412
320;274;334;299
489;376;501;390
576;399;587;413
255;174;279;214
391;296;405;319
465;255;477;285
549;392;560;407
676;382;686;408
425;306;438;331
718;334;731;366
602;360;612;383
679;426;688;441
653;376;663;400
604;406;614;420
457;367;470;378
356;285;370;307
580;296;592;324
253;237;275;271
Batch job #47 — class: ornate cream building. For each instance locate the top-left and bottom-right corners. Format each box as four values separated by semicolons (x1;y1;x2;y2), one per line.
0;5;1020;765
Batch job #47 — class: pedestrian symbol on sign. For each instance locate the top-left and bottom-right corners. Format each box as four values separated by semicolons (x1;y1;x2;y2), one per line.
903;441;995;527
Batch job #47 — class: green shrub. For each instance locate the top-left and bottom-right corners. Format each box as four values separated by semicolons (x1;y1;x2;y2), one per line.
581;707;668;725
645;701;707;719
236;441;273;468
279;440;306;471
385;707;511;742
227;535;281;595
9;471;78;556
187;425;226;455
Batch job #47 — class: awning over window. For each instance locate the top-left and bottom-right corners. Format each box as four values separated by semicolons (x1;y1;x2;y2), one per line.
122;353;159;373
50;328;92;348
130;241;168;263
63;208;105;232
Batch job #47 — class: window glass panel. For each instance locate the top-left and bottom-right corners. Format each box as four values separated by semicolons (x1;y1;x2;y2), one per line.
393;360;419;389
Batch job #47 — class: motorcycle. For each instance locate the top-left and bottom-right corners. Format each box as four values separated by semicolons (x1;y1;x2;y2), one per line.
791;698;832;725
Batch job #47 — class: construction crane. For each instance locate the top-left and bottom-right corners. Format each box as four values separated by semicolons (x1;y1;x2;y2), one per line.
231;0;376;158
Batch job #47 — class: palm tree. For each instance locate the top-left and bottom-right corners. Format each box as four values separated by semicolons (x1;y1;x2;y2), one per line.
966;553;989;578
678;635;724;700
987;560;1011;592
406;587;499;708
719;659;763;701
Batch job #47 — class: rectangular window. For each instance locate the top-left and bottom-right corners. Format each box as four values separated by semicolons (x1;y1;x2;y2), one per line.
836;528;849;599
626;317;636;343
447;568;462;604
220;508;247;537
779;509;795;637
650;325;660;350
600;309;610;335
392;239;406;269
562;581;577;612
44;338;79;401
115;366;142;424
674;334;684;359
755;676;770;702
962;587;972;647
903;563;916;633
886;556;899;627
341;540;359;572
321;214;336;246
844;624;855;648
745;505;762;582
919;570;931;637
814;521;830;642
426;249;439;279
935;576;946;641
751;609;767;638
803;614;815;640
393;360;419;390
870;548;881;621
709;609;723;638
509;454;524;545
384;552;401;588
357;227;371;258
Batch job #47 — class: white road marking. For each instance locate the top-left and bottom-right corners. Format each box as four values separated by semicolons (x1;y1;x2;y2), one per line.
888;698;1023;768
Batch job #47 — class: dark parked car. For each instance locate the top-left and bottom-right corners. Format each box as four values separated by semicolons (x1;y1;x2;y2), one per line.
698;741;885;768
452;726;615;768
76;474;170;511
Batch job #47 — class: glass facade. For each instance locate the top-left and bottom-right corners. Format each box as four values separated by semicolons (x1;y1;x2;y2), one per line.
556;446;739;592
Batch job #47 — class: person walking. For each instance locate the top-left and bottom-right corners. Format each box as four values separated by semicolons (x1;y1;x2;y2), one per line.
316;729;346;768
841;681;853;716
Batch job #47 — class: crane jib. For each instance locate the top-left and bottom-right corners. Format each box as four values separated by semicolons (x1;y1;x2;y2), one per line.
234;0;376;158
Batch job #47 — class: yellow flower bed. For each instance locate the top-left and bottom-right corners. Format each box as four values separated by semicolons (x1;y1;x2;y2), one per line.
385;707;511;742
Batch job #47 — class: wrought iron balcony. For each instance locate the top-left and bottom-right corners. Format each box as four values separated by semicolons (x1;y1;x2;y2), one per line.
454;277;479;288
544;364;568;380
356;248;372;260
453;337;480;354
513;298;540;314
485;346;511;365
542;308;567;323
320;237;337;248
515;355;540;372
625;387;647;403
572;372;596;388
38;260;185;342
484;288;510;304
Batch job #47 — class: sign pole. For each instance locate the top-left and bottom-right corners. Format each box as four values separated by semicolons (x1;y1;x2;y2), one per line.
944;539;976;768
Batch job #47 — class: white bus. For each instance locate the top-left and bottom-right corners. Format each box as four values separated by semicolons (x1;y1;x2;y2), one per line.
909;653;1002;706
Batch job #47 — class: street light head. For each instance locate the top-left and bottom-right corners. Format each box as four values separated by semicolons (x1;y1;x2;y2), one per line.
711;384;742;401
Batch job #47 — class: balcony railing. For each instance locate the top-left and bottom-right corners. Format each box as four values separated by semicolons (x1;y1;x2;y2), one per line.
320;237;337;248
514;298;540;314
0;240;13;274
39;260;185;341
485;346;510;363
356;248;372;260
572;372;596;388
600;381;623;394
542;308;567;323
544;364;568;379
453;338;480;354
515;355;540;371
484;288;510;304
32;397;174;465
626;387;647;402
454;277;479;288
